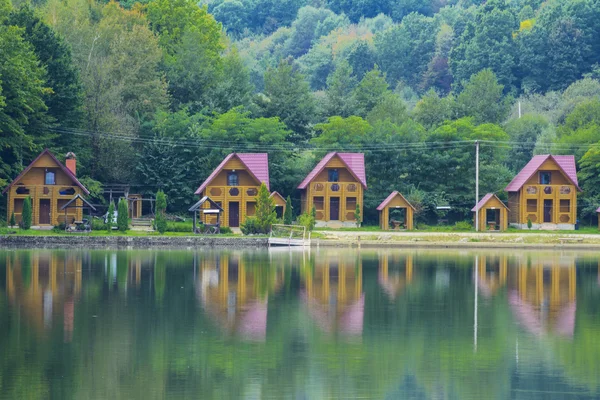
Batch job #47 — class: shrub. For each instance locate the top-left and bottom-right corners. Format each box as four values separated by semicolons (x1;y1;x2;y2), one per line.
219;226;232;234
9;211;16;227
453;221;473;231
107;201;115;231
165;221;192;232
255;183;277;233
117;198;128;232
283;195;293;225
155;190;167;234
53;222;66;232
92;218;108;231
527;217;532;230
21;196;32;230
354;203;361;227
241;216;261;235
297;212;315;231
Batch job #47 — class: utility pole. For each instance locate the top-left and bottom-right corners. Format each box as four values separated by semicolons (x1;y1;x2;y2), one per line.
475;140;480;232
518;101;522;118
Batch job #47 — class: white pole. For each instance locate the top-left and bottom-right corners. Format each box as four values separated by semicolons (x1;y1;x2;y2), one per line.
475;140;480;232
518;101;522;118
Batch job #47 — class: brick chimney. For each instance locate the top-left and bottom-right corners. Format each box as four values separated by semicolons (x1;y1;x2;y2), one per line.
65;152;77;176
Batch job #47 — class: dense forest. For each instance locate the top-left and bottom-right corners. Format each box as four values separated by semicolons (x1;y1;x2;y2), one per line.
2;0;600;225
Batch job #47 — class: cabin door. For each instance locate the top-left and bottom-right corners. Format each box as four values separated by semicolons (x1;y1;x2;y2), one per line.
39;199;51;225
543;200;553;223
229;202;240;227
330;197;340;221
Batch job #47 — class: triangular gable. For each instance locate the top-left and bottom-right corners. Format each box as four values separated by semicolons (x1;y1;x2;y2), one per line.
471;193;509;212
194;153;269;195
505;155;581;192
2;149;89;195
297;152;367;189
189;196;224;212
270;191;286;206
596;207;600;213
60;194;96;211
376;191;415;211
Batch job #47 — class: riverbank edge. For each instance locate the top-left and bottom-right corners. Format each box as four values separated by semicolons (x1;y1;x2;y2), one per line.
2;234;600;250
0;235;268;248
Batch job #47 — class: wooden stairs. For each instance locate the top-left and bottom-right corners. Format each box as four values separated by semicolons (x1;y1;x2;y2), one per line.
131;218;154;231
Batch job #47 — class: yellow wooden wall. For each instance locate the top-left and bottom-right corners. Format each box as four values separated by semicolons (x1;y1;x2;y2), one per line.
6;154;84;226
378;194;414;230
301;156;364;223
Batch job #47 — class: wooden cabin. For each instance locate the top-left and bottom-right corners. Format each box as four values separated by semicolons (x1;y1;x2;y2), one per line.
377;191;415;230
472;193;509;231
298;152;366;228
270;191;286;219
194;153;269;228
3;150;89;227
505;155;580;230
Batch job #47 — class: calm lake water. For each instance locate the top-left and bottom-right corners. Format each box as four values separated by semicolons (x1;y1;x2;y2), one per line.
0;248;599;399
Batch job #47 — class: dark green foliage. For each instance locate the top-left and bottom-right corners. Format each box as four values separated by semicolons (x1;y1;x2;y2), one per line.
284;196;293;225
155;190;167;234
354;203;361;227
117;198;128;232
22;197;32;230
10;211;16;227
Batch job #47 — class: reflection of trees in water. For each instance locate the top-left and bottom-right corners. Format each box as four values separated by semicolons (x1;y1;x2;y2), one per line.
1;249;600;399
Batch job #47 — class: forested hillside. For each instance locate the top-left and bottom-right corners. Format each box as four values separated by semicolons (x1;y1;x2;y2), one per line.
2;0;600;225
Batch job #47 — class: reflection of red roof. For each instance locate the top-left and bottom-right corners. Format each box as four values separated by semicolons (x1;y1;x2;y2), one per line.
376;191;415;211
2;149;89;195
471;193;508;212
508;290;575;338
194;153;269;195
297;152;366;189
505;155;580;192
301;290;364;336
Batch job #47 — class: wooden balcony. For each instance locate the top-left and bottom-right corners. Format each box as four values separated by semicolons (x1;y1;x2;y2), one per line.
205;186;260;200
8;185;80;199
310;182;360;197
523;185;574;198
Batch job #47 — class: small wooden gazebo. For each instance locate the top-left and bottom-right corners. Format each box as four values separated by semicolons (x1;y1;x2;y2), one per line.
60;194;97;232
472;193;509;231
189;196;223;234
377;191;415;230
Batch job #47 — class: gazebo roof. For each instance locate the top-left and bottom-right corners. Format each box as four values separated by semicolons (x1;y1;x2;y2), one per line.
59;194;96;211
376;191;415;211
471;193;509;212
189;196;223;212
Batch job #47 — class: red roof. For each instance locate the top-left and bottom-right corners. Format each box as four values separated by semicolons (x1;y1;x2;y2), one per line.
596;207;600;213
471;193;508;212
376;191;415;211
2;149;89;195
194;153;269;195
505;155;581;192
297;152;366;189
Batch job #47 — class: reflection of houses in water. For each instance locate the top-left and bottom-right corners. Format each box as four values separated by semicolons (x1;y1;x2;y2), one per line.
195;254;284;341
378;253;413;299
301;253;364;336
474;254;576;337
5;252;83;341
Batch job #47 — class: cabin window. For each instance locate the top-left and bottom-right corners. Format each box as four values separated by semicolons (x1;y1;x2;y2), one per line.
313;196;324;210
45;170;56;185
227;172;238;186
560;199;570;213
526;199;537;213
328;169;339;182
539;171;551;185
